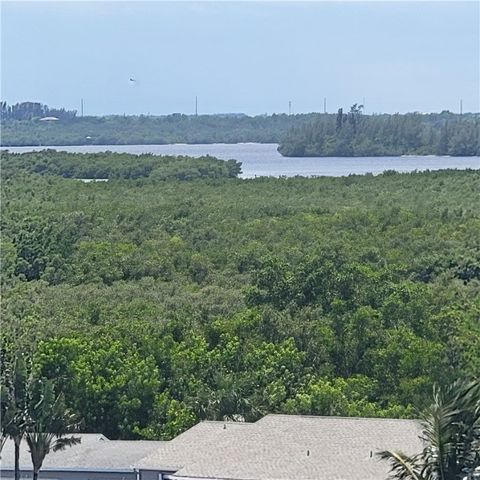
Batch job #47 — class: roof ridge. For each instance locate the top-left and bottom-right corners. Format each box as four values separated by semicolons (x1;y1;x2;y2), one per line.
260;414;420;422
200;420;254;426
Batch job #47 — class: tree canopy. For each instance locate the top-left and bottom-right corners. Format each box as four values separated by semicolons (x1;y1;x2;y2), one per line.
1;151;479;440
278;108;480;156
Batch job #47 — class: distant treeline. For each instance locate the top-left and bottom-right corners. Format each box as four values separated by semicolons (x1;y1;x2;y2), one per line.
1;106;310;146
1;101;77;121
2;102;479;157
278;106;480;157
1;150;242;180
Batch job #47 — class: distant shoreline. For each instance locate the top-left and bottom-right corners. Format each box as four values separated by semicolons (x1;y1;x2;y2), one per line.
2;143;480;159
0;142;278;149
3;111;479;156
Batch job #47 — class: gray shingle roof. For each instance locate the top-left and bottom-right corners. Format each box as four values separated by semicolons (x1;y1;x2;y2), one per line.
0;434;164;471
0;415;424;479
138;415;423;480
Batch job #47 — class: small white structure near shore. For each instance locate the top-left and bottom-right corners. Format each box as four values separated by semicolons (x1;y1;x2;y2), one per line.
78;178;109;183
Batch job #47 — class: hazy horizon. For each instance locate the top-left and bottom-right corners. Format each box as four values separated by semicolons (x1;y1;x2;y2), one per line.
2;1;479;116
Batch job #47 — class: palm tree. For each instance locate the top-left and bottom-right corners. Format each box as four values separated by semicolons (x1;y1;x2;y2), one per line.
26;432;81;480
1;383;10;452
1;354;30;480
24;379;81;480
378;379;480;480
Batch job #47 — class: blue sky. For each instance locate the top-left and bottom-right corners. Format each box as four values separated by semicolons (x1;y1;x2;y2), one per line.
1;1;479;115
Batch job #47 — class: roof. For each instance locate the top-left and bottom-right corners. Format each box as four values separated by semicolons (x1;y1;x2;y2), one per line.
138;414;424;480
0;415;424;479
0;434;164;471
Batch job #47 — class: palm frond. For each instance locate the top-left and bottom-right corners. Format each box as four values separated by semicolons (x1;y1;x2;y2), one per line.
419;386;457;480
377;450;425;480
378;379;480;480
52;435;81;452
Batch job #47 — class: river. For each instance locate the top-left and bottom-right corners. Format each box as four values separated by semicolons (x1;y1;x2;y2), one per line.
2;143;479;178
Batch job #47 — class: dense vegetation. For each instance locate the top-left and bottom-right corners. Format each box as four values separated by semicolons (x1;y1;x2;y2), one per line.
1;101;77;122
1;109;308;146
1;151;479;441
279;107;480;157
1;150;242;181
3;102;479;158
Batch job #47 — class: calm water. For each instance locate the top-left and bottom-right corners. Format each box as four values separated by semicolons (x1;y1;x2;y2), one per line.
3;143;479;178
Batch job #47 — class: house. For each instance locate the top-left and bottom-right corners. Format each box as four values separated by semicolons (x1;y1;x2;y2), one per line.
138;415;423;480
1;415;423;480
0;434;164;480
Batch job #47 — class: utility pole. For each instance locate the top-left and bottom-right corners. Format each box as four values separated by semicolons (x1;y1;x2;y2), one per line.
81;98;84;117
362;97;365;113
323;97;327;114
288;100;292;116
195;96;198;116
460;99;463;115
